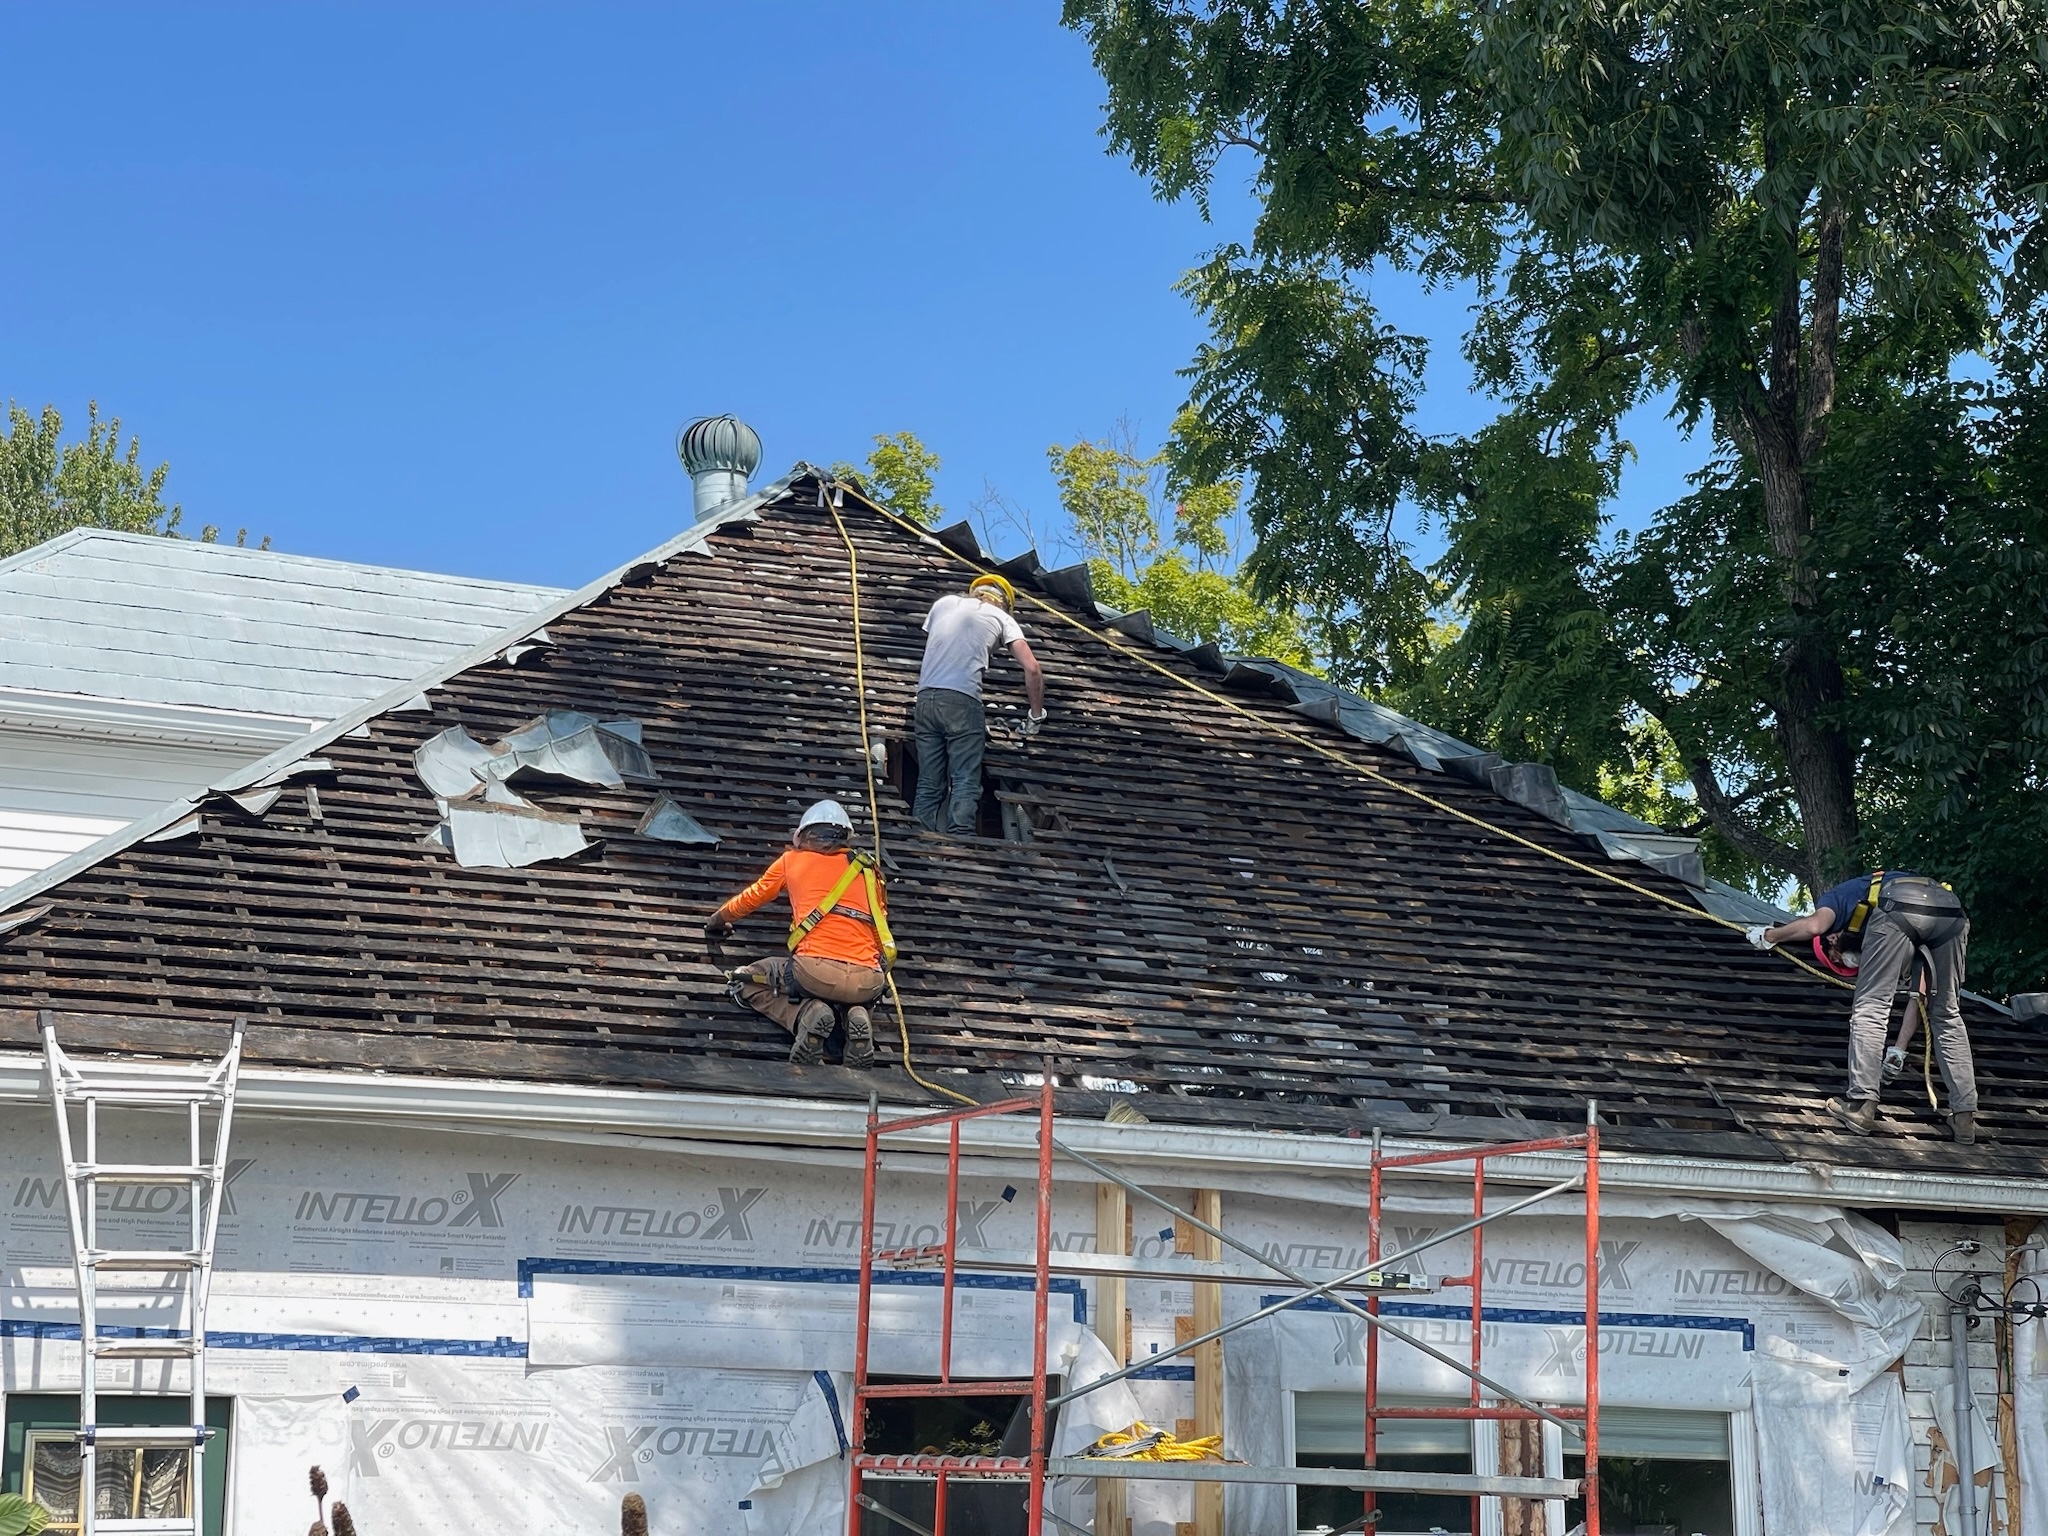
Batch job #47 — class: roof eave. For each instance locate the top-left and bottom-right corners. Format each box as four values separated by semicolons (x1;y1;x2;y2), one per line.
0;1049;2032;1212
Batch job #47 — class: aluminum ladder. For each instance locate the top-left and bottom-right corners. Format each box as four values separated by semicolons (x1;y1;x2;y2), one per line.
41;1015;245;1536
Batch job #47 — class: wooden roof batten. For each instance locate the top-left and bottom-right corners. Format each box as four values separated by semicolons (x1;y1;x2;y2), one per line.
0;469;2038;1179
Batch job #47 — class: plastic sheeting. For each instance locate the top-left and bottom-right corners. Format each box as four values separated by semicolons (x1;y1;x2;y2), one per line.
0;1109;1961;1536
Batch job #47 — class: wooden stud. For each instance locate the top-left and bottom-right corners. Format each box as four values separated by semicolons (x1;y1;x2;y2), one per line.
1095;1180;1129;1536
1192;1188;1223;1536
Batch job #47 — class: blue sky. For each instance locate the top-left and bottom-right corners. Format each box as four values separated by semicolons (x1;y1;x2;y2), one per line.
1;2;1694;588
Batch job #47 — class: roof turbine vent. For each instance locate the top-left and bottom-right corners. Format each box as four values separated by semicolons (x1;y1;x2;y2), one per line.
677;414;763;519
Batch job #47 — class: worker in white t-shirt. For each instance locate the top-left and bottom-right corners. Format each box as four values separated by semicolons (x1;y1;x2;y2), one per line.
913;574;1046;836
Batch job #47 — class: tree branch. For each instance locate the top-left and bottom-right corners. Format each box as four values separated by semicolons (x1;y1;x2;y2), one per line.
1686;755;1811;887
1339;164;1518;207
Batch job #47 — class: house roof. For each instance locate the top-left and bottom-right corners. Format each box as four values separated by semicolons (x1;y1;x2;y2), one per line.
0;472;2036;1176
0;528;564;722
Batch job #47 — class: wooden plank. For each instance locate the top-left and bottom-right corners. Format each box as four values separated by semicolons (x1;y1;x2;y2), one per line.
1096;1180;1129;1536
1193;1187;1223;1536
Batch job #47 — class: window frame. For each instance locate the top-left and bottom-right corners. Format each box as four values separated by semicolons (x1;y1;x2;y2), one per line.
1287;1391;1482;1536
1288;1394;1762;1536
22;1430;195;1533
3;1396;231;1536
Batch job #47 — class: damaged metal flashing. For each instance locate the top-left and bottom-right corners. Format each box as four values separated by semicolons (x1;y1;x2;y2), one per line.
636;794;722;845
0;904;52;938
498;628;557;667
422;800;591;867
414;712;698;867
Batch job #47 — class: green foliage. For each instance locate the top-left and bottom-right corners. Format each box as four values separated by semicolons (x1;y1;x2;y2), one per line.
1066;0;2048;982
1;400;263;557
0;1493;50;1536
1049;424;1316;668
835;431;942;526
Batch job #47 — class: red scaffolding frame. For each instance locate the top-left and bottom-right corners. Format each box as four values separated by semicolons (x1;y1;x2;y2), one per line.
845;1083;1602;1536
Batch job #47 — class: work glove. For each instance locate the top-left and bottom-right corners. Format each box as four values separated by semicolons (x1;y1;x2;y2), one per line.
1744;925;1773;950
1019;708;1047;738
1883;1046;1907;1082
703;914;733;942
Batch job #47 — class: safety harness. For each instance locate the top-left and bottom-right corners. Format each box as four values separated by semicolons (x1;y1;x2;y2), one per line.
787;851;897;969
1843;870;1966;950
1842;872;1887;943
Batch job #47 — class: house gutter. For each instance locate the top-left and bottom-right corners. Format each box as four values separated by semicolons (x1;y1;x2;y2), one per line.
1;1051;2041;1215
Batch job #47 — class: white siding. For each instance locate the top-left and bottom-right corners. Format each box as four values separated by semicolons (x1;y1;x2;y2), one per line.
0;726;277;886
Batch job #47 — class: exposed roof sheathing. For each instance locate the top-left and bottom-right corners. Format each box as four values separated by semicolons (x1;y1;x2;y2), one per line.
1;475;2037;1173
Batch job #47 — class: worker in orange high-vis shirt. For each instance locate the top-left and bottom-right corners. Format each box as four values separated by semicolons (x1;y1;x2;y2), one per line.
705;799;893;1069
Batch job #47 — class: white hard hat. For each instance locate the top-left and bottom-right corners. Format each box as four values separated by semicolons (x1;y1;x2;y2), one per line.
796;799;854;836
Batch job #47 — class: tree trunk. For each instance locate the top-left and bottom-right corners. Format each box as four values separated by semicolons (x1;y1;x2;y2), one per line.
1721;202;1861;886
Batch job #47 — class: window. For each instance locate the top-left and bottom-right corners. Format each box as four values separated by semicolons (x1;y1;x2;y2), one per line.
4;1397;231;1536
1565;1407;1735;1536
1294;1393;1474;1536
24;1436;190;1533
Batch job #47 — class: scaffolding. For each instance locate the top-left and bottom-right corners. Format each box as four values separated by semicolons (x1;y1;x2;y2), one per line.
846;1081;1602;1536
42;1014;245;1536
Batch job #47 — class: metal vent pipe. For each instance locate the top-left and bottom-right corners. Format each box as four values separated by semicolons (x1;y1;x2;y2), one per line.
677;414;762;519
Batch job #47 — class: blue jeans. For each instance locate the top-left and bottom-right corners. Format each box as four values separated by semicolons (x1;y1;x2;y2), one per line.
913;687;985;835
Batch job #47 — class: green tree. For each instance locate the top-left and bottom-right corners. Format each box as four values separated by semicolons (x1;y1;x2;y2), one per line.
835;431;943;526
1063;0;2048;918
2;400;261;556
1049;423;1316;668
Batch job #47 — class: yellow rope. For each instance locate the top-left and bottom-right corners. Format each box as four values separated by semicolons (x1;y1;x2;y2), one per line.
1081;1422;1225;1462
823;476;1853;993
823;489;976;1106
1919;991;1937;1109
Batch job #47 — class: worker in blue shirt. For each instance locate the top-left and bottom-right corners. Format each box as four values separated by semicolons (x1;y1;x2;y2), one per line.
1749;872;1977;1143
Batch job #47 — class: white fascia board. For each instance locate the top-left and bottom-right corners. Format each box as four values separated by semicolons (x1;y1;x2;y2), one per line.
0;686;318;747
0;1049;2040;1214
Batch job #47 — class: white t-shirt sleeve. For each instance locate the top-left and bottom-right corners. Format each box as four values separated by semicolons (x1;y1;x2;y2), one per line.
994;608;1024;647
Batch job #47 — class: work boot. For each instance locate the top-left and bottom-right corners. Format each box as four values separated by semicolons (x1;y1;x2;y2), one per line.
1826;1097;1879;1136
789;1000;834;1066
1951;1111;1977;1146
842;1005;876;1070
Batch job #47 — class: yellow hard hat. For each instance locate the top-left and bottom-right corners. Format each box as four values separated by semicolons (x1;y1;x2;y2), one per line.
968;573;1016;608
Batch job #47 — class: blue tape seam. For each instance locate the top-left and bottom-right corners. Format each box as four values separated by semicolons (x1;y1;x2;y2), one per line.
518;1257;1089;1325
1261;1298;1757;1351
813;1369;849;1456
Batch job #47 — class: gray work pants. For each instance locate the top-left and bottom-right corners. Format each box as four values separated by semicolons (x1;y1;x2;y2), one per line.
912;687;985;836
1847;909;1977;1111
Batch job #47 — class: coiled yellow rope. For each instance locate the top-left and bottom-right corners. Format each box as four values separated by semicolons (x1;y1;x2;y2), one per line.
1081;1422;1225;1462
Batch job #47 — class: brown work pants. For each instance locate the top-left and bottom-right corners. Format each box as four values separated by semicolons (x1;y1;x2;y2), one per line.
733;954;885;1033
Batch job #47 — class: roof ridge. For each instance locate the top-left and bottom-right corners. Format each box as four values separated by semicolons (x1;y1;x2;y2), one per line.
0;525;568;594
